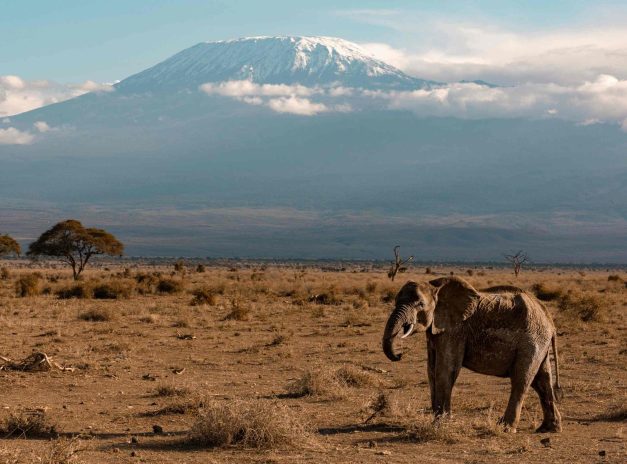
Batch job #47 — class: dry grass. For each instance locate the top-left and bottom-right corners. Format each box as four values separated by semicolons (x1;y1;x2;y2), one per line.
287;365;380;399
189;400;311;449
15;273;41;297
403;414;463;444
157;278;185;294
78;306;115;322
558;290;607;322
190;286;217;306
224;299;251;321
531;282;563;301
155;384;190;397
0;410;58;439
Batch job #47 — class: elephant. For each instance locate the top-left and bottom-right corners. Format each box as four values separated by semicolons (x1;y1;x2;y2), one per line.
382;276;562;433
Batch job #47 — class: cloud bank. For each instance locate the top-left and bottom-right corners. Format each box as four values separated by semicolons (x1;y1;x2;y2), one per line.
0;75;114;117
200;81;351;115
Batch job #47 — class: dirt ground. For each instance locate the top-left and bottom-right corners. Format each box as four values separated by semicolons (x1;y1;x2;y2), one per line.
0;261;624;463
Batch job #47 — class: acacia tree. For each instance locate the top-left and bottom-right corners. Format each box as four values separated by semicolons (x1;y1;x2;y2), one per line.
504;250;529;277
27;220;124;280
387;245;414;281
0;234;21;256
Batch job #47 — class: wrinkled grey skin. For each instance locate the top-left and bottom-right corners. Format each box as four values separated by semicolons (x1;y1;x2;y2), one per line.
383;276;562;433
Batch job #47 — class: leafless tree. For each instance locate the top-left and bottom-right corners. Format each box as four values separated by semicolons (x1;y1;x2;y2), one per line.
504;250;529;277
387;246;414;281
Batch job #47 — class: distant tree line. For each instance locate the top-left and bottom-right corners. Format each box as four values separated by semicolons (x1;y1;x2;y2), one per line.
0;220;123;280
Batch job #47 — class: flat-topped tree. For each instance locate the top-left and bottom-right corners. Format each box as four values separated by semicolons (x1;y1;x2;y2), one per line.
0;234;21;256
27;220;123;280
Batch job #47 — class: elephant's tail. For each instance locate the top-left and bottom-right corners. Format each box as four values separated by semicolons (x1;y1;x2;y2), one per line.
551;333;564;402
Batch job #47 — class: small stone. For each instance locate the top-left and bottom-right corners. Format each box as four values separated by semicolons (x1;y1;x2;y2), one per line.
367;440;377;448
130;436;138;444
599;450;606;457
375;450;391;456
112;448;120;453
130;451;137;457
153;424;164;434
540;437;551;447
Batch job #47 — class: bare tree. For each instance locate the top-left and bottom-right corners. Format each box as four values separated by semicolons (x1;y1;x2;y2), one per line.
387;246;414;281
504;250;529;277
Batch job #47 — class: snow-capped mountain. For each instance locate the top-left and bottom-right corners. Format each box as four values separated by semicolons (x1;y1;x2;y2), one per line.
116;36;437;92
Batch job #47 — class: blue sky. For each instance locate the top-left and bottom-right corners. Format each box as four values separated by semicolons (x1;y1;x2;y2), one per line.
3;0;626;82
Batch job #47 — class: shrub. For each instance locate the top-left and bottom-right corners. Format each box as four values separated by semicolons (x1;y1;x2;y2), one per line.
558;291;606;322
608;274;622;282
92;279;134;299
196;264;206;273
78;307;114;322
15;273;41;297
135;272;161;295
531;282;563;301
174;259;186;274
334;365;380;388
0;410;57;438
0;267;10;281
286;365;379;399
56;282;92;299
224;299;250;321
157;278;184;294
466;269;474;276
190;286;217;306
155;384;190;397
189;400;310;449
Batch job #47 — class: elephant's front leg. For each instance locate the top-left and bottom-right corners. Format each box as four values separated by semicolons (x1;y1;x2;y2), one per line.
432;335;464;417
427;336;436;412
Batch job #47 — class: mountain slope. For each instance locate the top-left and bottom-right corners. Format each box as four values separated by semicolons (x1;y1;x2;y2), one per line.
115;36;437;93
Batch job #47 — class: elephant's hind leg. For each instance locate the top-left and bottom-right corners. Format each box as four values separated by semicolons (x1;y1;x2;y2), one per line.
501;348;546;432
532;355;562;433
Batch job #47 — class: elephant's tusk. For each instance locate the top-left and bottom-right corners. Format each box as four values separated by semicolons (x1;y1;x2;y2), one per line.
400;323;415;339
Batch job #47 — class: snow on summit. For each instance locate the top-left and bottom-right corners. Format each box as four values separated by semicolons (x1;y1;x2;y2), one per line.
116;36;437;92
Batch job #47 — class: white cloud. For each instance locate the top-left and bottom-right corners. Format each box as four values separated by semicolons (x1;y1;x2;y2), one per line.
200;80;349;116
344;9;627;87
365;75;627;124
0;75;115;117
200;81;315;98
0;127;35;145
267;97;328;116
33;121;51;133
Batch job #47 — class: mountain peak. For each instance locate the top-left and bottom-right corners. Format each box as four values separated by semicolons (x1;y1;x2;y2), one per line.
116;36;437;92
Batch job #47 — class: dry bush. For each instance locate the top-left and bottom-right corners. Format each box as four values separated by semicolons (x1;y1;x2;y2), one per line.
364;392;400;423
78;307;115;322
403;414;462;444
92;279;134;299
190;286;217;306
155;384;190;397
189;400;311;449
15;273;41;297
40;438;82;464
607;274;622;282
1;267;10;281
151;395;207;416
134;273;161;295
335;365;380;388
0;410;57;438
196;264;206;273
531;282;563;301
287;365;380;399
224;299;251;321
558;290;607;322
157;278;185;294
55;282;92;299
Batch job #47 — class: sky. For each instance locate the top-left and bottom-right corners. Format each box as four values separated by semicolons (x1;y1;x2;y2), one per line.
1;0;627;128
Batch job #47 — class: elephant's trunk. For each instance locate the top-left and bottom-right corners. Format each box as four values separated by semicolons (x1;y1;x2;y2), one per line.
382;310;407;362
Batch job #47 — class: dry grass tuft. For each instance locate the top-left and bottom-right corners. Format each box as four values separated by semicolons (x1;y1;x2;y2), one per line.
403;414;463;444
15;274;41;297
593;402;627;422
1;267;11;281
157;278;185;294
155;384;190;397
40;437;83;464
190;286;217;306
189;400;311;449
364;392;400;423
287;365;380;399
92;279;134;299
0;410;58;439
224;299;251;321
531;282;563;301
558;290;607;322
56;282;92;299
78;307;115;322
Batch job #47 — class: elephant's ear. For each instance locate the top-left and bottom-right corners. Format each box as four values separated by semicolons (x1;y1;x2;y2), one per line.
429;277;479;333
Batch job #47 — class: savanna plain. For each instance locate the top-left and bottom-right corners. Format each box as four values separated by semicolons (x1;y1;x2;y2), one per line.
0;260;624;463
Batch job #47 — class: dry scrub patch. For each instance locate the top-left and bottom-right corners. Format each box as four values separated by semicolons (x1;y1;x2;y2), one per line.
0;410;58;439
287;365;381;399
189;400;312;449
